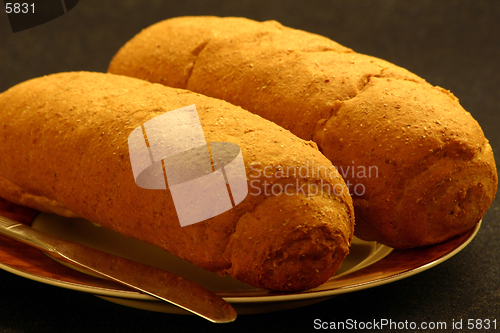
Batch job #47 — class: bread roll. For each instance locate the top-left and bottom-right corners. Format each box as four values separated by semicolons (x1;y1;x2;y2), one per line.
0;71;354;291
108;16;498;249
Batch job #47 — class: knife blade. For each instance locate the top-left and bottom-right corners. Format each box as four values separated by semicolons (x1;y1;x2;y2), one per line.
0;214;237;323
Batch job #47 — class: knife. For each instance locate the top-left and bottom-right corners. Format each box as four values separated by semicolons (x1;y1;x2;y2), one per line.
0;215;237;323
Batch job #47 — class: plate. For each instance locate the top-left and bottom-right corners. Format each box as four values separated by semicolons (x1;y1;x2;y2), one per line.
0;198;480;315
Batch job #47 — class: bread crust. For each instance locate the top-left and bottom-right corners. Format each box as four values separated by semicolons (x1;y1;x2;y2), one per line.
108;16;497;248
0;71;354;291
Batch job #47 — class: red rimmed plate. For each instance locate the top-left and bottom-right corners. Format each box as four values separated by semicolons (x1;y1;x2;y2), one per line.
0;198;480;315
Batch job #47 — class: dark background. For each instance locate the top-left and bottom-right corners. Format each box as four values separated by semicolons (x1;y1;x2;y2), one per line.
0;1;499;332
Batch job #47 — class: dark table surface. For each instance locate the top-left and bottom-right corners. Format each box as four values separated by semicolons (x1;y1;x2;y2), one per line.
0;1;499;332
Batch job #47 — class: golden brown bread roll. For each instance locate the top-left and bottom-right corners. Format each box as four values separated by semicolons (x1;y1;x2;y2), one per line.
108;16;498;249
0;71;354;291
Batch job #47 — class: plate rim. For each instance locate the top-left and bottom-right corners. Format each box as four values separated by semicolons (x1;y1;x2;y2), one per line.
0;212;481;304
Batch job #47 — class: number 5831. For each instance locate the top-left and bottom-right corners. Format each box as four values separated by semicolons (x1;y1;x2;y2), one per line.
5;2;34;14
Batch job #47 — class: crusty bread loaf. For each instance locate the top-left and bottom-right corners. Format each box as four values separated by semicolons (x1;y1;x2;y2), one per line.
0;71;354;291
108;16;498;249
